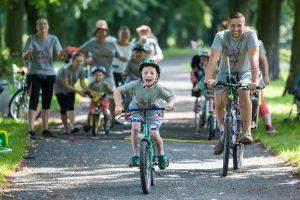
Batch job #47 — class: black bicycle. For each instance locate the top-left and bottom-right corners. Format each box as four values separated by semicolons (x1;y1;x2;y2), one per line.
9;70;41;121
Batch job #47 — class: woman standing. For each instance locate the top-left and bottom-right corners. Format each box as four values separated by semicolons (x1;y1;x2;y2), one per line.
112;26;132;87
78;20;127;87
55;53;88;134
23;18;63;139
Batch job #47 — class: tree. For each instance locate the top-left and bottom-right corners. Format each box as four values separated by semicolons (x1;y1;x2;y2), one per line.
284;0;300;95
4;0;25;57
256;0;282;80
228;0;252;22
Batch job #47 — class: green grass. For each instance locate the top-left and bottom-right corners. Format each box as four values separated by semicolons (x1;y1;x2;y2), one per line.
253;74;300;174
0;119;31;184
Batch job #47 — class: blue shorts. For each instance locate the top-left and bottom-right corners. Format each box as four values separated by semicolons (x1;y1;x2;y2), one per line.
129;109;162;131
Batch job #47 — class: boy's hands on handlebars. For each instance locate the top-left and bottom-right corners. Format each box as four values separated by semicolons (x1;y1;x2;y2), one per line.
248;82;258;90
165;103;174;111
115;105;124;115
205;79;216;87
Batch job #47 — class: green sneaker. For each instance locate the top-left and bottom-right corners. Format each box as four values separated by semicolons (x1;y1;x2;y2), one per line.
129;156;140;167
158;154;169;170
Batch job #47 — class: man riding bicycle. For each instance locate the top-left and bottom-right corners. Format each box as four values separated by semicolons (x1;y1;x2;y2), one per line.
205;12;259;155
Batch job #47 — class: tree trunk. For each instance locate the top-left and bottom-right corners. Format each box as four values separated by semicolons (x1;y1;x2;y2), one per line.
157;17;170;49
24;0;39;35
5;0;25;57
74;15;88;45
283;0;300;95
175;28;185;47
46;1;64;45
270;0;282;80
256;0;281;80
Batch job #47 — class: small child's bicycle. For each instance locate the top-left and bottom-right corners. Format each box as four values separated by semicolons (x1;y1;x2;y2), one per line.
86;91;109;136
122;107;166;194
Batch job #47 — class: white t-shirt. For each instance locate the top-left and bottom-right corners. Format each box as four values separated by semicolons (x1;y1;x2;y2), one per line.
112;42;133;73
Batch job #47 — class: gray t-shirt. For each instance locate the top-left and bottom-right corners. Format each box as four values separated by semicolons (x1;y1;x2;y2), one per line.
88;80;111;94
23;34;62;75
119;80;175;108
55;64;85;94
124;58;140;80
79;37;118;76
211;29;259;73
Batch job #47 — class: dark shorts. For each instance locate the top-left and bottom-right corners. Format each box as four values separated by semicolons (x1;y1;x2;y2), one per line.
27;74;56;110
113;72;124;87
56;92;76;115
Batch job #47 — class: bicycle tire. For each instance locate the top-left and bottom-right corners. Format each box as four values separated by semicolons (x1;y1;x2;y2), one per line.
208;116;216;140
140;140;151;194
223;115;232;177
233;143;244;170
92;114;99;136
194;98;200;131
9;89;41;121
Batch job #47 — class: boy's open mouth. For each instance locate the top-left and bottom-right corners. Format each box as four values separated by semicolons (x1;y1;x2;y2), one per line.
145;78;152;83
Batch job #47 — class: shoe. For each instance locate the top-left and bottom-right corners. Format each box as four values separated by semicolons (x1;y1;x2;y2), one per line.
83;125;91;132
28;131;37;140
239;131;253;144
213;140;224;155
251;121;257;129
158;154;169;170
265;125;276;134
42;130;57;138
129;156;140;167
70;127;79;134
104;129;110;135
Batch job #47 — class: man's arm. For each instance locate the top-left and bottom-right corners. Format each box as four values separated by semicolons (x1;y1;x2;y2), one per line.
204;49;220;84
248;46;259;85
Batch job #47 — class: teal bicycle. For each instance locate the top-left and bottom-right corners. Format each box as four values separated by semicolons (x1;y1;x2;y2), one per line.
123;107;166;194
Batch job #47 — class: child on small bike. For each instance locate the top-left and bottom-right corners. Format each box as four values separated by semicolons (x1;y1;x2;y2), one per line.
190;50;210;97
114;58;175;170
83;66;114;134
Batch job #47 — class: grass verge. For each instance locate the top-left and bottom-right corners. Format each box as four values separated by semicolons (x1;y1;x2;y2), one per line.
253;74;300;174
0;119;31;185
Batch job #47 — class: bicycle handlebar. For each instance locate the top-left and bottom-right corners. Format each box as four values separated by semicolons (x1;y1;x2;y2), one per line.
206;82;263;90
123;107;166;113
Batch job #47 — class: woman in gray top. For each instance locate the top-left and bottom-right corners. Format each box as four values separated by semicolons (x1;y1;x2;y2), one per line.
23;17;63;139
55;52;88;134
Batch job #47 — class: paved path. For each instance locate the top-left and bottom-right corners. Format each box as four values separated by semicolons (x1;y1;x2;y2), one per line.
2;56;299;200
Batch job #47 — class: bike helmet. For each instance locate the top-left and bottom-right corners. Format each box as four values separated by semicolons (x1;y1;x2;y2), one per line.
91;66;107;75
139;58;160;79
133;44;146;52
199;50;210;58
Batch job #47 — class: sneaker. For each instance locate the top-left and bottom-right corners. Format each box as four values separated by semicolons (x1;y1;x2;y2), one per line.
129;156;140;167
70;127;79;134
28;131;37;140
104;128;110;135
239;131;253;144
251;121;257;129
83;125;91;132
265;125;276;134
213;140;224;155
42;130;57;138
158;154;169;170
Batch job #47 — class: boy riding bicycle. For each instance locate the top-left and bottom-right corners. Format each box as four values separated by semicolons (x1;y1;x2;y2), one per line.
190;50;210;97
83;66;113;134
114;58;175;170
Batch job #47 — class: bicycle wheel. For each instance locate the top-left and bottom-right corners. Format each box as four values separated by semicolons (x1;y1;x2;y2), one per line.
223;115;232;177
233;144;244;170
194;98;200;131
140;140;151;194
9;89;41;121
208;116;216;140
92;114;99;136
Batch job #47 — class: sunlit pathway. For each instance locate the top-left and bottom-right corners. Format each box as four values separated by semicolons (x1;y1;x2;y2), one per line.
2;56;299;200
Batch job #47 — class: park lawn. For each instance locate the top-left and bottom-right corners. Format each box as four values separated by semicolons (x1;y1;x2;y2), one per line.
253;77;300;174
0;119;31;185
